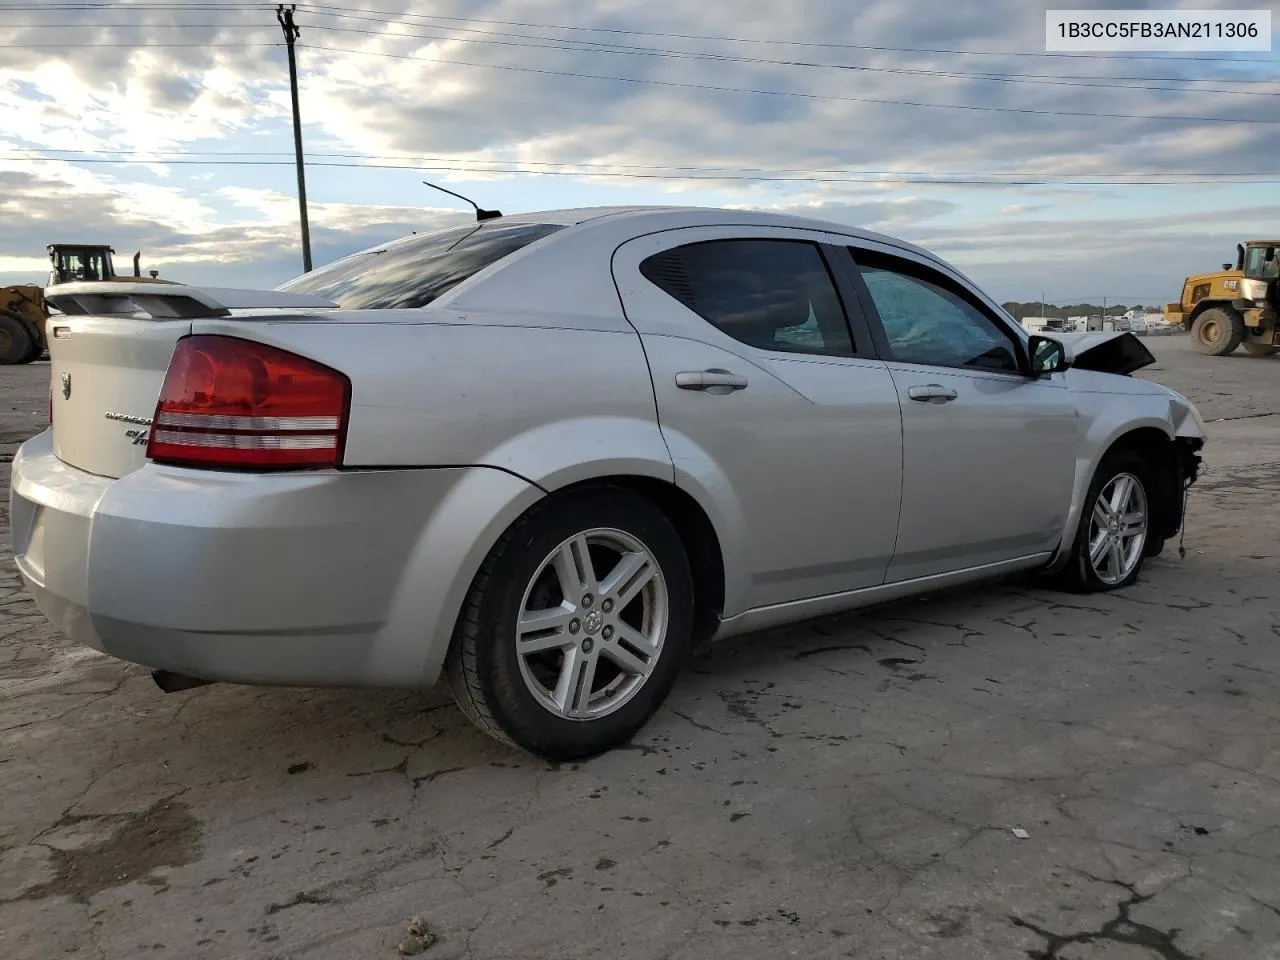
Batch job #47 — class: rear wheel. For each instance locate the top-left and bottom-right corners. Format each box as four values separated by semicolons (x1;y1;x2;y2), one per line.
1057;448;1153;593
1190;306;1244;356
0;311;36;365
445;487;694;760
1242;341;1278;357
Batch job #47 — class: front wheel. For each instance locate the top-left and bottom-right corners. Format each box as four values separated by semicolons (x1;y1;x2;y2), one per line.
1190;306;1244;356
1057;449;1153;593
0;311;36;365
445;486;694;760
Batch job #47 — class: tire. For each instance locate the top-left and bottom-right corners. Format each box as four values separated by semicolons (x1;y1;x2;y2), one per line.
445;486;694;760
1057;448;1154;593
1190;306;1244;356
0;311;36;365
1242;341;1278;357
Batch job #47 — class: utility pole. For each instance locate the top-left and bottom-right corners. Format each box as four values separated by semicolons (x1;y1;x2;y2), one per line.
277;4;312;272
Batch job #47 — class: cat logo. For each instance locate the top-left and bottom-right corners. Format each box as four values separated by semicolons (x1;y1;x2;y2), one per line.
1224;279;1239;291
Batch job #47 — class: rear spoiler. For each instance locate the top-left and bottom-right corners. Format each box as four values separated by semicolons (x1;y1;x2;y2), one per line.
43;281;338;319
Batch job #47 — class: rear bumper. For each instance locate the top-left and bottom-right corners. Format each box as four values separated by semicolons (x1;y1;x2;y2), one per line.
9;429;540;687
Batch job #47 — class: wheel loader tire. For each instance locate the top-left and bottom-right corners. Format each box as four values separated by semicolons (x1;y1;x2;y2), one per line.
0;310;37;365
1190;306;1244;357
1242;342;1278;357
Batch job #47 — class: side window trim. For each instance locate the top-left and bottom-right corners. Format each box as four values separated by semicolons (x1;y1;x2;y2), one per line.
820;244;886;362
844;244;1030;374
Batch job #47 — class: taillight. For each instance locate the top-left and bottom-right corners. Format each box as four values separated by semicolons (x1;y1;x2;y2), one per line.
146;335;350;470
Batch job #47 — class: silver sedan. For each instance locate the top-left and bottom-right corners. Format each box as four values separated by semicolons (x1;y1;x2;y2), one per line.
10;206;1205;759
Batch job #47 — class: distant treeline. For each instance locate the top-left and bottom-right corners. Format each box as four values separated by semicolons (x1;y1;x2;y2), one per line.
1000;302;1145;321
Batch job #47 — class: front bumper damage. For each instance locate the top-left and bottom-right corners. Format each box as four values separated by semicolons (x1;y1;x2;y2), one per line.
1160;388;1206;546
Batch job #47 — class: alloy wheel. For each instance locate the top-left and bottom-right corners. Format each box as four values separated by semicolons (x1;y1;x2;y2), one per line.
515;527;668;720
1087;472;1148;585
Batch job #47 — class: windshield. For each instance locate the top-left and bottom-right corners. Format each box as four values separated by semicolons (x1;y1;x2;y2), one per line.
276;221;565;309
1244;246;1279;280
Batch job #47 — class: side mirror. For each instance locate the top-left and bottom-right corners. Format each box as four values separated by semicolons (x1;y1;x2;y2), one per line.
1267;246;1277;263
1028;335;1069;375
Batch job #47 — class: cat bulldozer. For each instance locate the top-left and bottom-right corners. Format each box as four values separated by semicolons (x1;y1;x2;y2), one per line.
0;244;168;364
1164;240;1280;357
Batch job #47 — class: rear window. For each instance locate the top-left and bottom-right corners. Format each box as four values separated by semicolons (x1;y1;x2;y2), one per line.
276;221;565;309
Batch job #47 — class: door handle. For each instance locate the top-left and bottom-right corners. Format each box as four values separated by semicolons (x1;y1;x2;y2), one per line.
907;384;958;404
675;369;749;392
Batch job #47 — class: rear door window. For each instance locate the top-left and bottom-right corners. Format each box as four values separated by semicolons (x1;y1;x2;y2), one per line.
277;221;565;309
639;239;855;357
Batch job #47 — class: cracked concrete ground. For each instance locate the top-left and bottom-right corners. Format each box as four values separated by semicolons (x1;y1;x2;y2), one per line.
2;335;1279;960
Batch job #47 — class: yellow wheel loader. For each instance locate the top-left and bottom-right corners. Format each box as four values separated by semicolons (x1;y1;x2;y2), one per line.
0;245;168;364
0;283;48;364
1164;241;1280;357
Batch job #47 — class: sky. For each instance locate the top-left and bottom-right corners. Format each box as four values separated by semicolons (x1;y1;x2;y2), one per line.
1;0;1278;307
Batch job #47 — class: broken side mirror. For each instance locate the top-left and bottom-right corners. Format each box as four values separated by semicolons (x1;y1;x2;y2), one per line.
1028;335;1069;376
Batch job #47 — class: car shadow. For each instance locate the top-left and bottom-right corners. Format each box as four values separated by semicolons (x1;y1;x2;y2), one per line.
121;574;1061;781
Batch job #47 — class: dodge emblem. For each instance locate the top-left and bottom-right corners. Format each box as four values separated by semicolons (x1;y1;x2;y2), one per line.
60;371;71;400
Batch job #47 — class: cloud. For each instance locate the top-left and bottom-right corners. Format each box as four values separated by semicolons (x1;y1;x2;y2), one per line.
913;202;1280;303
1;0;1277;301
0;159;466;288
744;193;961;232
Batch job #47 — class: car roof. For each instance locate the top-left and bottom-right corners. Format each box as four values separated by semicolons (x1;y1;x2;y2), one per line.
420;203;996;329
495;204;938;262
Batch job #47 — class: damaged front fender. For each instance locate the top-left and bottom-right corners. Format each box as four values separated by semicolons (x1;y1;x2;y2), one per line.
1167;391;1208;442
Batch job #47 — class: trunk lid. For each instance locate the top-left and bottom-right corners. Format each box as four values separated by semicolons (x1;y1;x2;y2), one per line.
43;283;336;479
48;315;192;478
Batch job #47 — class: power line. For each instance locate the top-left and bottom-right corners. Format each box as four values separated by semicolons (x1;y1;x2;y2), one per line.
5;154;1278;185
2;41;281;48
7;0;1280;64
7;13;1279;95
296;3;1280;64
303;8;1277;84
296;22;1280;98
299;41;1280;125
8;147;1278;179
1;21;262;26
187;1;1280;64
8;8;1280;97
14;28;1270;120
